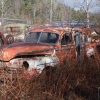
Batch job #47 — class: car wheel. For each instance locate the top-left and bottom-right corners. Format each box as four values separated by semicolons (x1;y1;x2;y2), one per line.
6;35;14;44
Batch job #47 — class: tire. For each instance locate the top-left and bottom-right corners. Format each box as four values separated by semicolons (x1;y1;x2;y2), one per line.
6;35;14;44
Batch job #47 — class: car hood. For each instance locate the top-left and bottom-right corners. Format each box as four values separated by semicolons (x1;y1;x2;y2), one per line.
0;42;55;61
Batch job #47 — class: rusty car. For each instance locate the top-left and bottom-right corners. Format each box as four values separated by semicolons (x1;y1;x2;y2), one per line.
0;25;98;78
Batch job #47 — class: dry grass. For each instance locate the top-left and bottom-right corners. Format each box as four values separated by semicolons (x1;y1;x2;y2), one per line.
0;55;100;100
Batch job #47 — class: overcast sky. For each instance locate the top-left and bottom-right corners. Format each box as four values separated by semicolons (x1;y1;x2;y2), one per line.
58;0;100;12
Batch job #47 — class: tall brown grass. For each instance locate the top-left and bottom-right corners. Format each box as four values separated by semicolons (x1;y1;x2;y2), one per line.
0;55;100;100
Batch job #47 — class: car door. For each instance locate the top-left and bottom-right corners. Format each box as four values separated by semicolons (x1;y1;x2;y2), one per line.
74;31;86;59
74;31;81;57
57;32;76;63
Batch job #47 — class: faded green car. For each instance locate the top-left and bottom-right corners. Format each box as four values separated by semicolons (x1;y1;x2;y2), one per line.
3;23;30;44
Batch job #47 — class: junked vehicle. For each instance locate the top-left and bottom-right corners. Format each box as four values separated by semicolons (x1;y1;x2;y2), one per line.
0;26;98;78
0;32;7;47
3;23;30;44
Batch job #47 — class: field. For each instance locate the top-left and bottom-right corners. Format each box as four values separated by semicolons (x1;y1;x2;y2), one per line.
0;55;100;100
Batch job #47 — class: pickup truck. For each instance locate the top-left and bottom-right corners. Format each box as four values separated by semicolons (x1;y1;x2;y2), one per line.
0;26;98;78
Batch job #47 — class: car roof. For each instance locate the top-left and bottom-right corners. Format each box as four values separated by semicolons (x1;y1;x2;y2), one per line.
30;25;90;36
29;25;74;35
4;23;29;30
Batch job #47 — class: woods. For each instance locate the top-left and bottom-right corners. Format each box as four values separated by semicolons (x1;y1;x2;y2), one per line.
0;0;99;26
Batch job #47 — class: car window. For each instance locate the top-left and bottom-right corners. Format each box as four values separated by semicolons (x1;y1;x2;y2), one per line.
61;33;72;45
6;27;20;32
74;32;80;47
39;32;59;44
84;35;88;42
81;35;88;43
25;32;41;43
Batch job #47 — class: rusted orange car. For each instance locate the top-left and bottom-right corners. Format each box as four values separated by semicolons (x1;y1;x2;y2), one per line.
0;26;97;78
0;32;7;47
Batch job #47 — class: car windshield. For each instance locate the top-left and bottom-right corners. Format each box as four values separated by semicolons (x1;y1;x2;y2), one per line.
25;32;59;44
